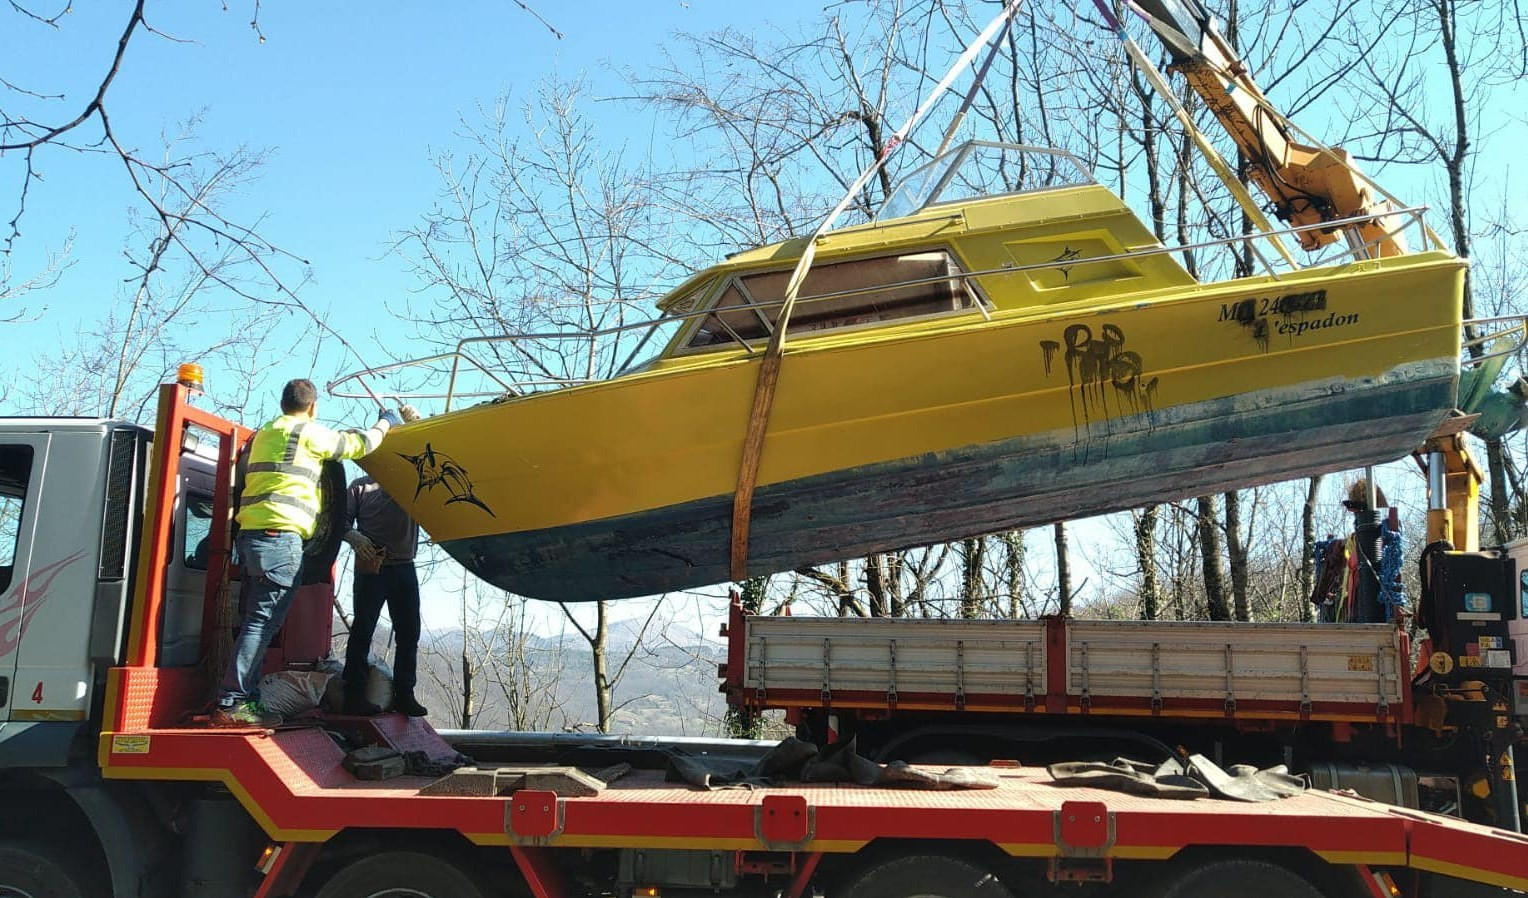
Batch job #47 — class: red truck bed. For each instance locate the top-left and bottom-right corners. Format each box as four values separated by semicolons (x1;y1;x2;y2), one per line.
98;665;1528;893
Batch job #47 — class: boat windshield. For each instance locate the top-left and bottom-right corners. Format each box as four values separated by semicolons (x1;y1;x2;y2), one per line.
879;141;1094;221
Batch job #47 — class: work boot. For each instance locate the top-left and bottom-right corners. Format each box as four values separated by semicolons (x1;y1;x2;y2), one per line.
342;694;384;716
210;701;282;728
393;693;429;718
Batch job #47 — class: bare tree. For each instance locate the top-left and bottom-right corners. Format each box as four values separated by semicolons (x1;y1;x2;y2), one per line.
415;571;572;731
957;537;986;619
1196;495;1232;621
1345;0;1528;541
1134;507;1161;620
558;600;665;733
6;128;294;419
395;75;690;729
0;3;327;327
999;529;1028;618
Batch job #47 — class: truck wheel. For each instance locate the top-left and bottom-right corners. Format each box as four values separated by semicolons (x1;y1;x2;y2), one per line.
0;840;95;898
841;855;1013;898
313;851;490;898
1155;859;1322;898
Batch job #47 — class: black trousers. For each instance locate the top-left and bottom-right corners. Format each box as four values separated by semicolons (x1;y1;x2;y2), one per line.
342;562;420;696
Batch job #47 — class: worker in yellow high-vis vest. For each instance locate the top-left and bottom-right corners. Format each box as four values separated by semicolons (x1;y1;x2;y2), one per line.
212;378;407;727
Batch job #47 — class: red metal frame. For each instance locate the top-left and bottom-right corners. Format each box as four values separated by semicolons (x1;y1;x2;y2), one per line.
197;415;252;663
785;853;822;898
123;383;250;670
252;842;320;898
1045;615;1067;714
510;846;571;898
95;720;1528;893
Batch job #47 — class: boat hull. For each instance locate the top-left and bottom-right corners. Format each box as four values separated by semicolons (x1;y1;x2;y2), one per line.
438;364;1452;600
362;253;1464;601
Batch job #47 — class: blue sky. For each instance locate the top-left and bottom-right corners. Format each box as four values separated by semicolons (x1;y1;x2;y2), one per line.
1;1;824;400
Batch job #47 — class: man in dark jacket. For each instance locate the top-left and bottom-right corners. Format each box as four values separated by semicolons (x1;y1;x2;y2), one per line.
341;468;428;717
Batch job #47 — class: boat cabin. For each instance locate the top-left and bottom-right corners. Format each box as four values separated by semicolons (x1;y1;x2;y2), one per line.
643;140;1197;366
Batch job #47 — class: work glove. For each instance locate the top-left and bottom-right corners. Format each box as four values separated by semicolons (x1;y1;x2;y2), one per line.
399;404;421;423
377;408;403;429
344;532;382;569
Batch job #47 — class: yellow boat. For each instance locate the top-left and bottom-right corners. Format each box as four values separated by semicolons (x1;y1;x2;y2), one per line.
345;140;1465;601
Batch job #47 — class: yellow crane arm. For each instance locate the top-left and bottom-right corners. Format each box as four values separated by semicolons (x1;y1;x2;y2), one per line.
1128;0;1405;257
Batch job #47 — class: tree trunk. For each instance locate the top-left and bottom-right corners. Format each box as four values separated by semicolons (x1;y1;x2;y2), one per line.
865;553;889;617
1197;495;1231;620
1487;437;1513;544
1299;475;1323;622
886;553;906;618
593;600;612;733
959;537;986;619
1002;529;1026;618
1224;490;1251;621
1436;0;1474;319
1176;504;1196;621
834;561;860;617
459;648;474;729
1054;522;1072;616
459;583;474;728
1135;505;1160;620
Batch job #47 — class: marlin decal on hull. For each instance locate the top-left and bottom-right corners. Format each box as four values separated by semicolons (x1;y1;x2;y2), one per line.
399;443;495;518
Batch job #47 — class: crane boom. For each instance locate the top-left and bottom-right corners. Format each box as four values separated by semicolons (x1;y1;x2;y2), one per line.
1129;0;1405;257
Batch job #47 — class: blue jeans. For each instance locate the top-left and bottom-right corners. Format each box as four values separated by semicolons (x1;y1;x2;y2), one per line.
218;530;304;707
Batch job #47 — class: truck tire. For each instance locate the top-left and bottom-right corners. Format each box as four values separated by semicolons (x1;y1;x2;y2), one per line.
0;840;95;898
841;855;1014;898
1155;859;1323;898
313;851;491;898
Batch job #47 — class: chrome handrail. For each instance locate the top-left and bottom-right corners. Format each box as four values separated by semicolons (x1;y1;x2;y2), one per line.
1461;315;1528;367
328;205;1437;409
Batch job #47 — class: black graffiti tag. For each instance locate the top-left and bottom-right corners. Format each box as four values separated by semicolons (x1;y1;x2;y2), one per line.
1040;322;1158;442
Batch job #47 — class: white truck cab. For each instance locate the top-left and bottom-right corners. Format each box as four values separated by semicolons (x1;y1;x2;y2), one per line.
0;420;147;750
0;415;233;761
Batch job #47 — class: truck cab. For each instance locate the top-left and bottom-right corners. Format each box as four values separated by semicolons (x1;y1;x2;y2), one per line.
0;418;148;757
0;394;344;752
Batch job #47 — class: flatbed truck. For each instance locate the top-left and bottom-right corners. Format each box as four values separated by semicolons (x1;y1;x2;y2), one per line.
3;377;1528;897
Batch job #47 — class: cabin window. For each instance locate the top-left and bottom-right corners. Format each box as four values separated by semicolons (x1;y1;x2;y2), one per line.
686;249;977;348
621;280;714;374
0;445;34;595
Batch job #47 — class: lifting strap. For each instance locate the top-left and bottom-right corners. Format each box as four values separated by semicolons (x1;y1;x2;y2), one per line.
727;1;1025;581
